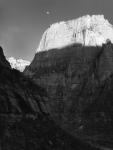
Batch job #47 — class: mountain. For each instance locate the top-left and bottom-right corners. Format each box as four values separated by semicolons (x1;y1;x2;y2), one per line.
25;40;113;148
8;57;30;72
0;46;101;150
37;15;113;52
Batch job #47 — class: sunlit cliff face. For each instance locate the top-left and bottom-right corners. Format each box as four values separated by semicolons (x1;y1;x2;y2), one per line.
8;57;30;72
37;15;113;52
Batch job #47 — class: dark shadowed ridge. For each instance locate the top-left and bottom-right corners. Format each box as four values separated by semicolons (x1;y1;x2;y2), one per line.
0;46;11;68
0;46;101;150
25;41;113;149
0;46;47;114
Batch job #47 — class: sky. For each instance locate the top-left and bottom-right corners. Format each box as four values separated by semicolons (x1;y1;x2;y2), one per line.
0;0;113;61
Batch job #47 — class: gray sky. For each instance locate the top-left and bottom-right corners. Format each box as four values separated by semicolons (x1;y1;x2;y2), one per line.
0;0;113;61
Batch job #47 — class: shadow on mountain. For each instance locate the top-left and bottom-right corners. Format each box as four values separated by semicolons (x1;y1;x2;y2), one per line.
0;46;101;149
25;41;113;149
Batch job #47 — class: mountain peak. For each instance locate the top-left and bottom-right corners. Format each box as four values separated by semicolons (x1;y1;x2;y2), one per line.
0;46;11;68
8;57;30;72
36;14;113;52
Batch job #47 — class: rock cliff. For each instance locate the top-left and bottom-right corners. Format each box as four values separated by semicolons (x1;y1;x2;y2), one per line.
25;40;113;145
0;46;101;150
37;15;113;52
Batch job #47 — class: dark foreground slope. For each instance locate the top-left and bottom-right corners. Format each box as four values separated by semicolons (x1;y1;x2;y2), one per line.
0;46;101;149
1;115;101;150
0;47;46;114
25;41;113;148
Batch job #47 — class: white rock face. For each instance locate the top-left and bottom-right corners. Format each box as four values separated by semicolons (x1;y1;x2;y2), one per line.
36;15;113;52
8;57;30;72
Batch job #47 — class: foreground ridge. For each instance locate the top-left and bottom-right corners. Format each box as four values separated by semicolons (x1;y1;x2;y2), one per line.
0;46;101;150
25;41;113;149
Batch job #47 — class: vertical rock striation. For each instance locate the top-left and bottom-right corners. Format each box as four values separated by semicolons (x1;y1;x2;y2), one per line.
37;15;113;52
25;40;113;138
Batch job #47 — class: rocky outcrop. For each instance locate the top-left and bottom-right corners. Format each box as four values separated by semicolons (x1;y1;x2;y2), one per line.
8;57;30;72
0;47;11;68
37;15;113;52
25;41;113;140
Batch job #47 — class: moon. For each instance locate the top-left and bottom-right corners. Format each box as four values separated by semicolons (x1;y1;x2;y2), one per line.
46;11;50;15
